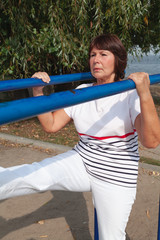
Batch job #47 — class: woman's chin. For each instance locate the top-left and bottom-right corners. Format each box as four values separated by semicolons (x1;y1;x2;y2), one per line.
92;72;103;79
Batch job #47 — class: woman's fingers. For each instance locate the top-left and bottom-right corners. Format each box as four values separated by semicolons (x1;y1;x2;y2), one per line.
128;72;150;85
128;72;150;96
32;72;51;83
32;72;51;96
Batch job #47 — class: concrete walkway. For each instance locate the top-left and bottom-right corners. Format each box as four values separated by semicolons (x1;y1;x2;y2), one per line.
0;132;160;240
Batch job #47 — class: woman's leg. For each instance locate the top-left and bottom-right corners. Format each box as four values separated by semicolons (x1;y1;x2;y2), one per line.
91;177;136;240
0;150;91;200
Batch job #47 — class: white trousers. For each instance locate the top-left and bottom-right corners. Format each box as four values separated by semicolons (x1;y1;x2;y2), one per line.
0;150;136;240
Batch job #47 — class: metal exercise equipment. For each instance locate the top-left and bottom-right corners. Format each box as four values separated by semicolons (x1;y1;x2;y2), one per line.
0;72;160;240
0;73;160;126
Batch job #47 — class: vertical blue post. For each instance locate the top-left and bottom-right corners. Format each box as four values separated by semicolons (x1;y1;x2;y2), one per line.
158;196;160;240
94;208;99;240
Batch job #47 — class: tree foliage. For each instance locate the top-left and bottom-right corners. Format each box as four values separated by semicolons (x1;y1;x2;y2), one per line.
0;0;159;80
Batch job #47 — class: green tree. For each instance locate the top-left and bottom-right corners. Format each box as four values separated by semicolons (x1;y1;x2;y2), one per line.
0;0;159;80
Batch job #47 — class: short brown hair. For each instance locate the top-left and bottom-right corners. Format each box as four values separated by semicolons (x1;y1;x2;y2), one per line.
89;34;127;81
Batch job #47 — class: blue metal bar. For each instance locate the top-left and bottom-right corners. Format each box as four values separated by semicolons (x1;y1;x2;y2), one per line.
158;196;160;240
94;208;99;240
0;72;94;92
0;74;160;126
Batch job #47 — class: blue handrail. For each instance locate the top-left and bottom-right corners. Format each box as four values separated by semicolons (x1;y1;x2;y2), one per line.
0;72;160;239
0;72;160;92
0;74;160;126
0;72;94;92
158;196;160;240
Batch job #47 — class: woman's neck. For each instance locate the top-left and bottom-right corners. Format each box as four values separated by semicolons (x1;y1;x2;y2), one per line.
95;75;115;85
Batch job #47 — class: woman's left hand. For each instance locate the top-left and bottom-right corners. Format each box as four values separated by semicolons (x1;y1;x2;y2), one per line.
131;72;160;148
127;72;150;97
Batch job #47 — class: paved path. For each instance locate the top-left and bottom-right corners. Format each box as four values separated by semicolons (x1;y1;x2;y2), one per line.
0;133;160;240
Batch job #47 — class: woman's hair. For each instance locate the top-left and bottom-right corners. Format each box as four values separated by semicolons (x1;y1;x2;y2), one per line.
89;33;127;81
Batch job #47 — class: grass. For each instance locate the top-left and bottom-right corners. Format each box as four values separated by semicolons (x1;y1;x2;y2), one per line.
0;118;79;147
140;157;160;167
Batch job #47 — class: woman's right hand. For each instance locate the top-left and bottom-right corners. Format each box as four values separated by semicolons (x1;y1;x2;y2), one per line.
32;72;50;97
31;72;71;133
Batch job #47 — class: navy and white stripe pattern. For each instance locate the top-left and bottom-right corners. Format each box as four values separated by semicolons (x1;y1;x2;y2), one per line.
74;131;139;188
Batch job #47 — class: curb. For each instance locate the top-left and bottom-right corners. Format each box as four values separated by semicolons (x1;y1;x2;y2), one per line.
0;132;71;154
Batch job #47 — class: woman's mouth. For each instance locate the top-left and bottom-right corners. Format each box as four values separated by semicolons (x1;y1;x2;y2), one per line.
93;68;102;72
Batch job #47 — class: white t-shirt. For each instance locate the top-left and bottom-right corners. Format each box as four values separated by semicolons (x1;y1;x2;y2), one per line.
64;83;141;188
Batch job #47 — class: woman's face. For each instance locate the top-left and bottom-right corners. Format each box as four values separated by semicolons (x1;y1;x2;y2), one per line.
89;47;115;84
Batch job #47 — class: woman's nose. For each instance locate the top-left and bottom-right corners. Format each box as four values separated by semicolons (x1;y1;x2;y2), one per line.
94;54;100;63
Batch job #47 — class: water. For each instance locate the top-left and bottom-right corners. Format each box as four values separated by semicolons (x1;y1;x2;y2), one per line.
125;54;160;76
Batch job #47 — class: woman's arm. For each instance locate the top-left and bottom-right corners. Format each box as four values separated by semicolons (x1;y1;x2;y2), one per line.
129;72;160;148
32;72;71;133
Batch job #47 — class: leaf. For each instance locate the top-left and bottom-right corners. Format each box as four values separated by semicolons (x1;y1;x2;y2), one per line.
37;220;45;225
146;209;150;219
144;16;148;25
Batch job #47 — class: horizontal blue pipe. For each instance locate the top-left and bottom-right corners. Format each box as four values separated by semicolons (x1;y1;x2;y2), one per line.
0;74;160;126
0;72;94;92
158;196;160;240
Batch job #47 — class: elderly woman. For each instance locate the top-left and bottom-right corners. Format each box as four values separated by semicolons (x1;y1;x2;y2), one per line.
0;34;160;240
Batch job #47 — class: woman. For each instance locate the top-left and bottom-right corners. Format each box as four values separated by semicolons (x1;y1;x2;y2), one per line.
0;34;160;240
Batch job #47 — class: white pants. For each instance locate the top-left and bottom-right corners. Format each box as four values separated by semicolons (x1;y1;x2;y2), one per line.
0;150;136;240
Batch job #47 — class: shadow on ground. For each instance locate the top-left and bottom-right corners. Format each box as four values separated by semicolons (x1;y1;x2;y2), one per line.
0;191;93;240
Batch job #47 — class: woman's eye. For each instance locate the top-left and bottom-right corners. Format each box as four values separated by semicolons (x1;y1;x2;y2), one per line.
102;53;107;56
90;54;95;57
